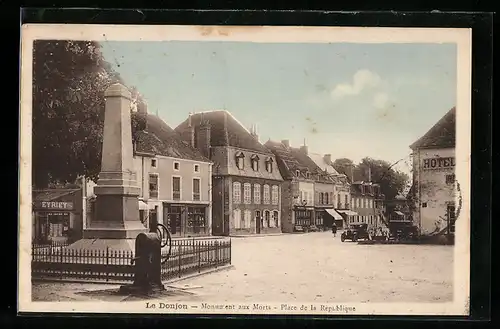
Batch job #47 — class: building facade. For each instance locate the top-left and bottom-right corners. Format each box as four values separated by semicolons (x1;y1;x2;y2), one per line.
131;113;213;238
409;107;456;240
309;152;352;229
265;140;342;232
175;110;284;236
349;182;386;233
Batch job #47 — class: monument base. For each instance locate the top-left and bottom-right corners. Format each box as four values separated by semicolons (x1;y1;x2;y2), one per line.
119;283;166;296
83;220;148;239
65;238;136;252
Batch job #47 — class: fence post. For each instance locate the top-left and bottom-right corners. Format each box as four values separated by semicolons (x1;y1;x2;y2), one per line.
198;240;201;273
106;247;109;282
60;244;63;280
215;240;219;268
178;241;182;278
229;238;232;265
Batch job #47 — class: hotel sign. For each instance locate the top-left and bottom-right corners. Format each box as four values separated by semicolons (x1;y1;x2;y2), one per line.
422;157;455;170
34;201;74;211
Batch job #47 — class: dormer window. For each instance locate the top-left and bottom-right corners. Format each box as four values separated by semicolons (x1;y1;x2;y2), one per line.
306;172;310;179
235;151;245;170
265;157;273;173
296;170;300;177
251;154;260;171
151;158;157;168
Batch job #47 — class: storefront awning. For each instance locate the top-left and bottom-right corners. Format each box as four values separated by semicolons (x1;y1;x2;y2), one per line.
337;210;358;216
139;201;152;210
325;209;343;220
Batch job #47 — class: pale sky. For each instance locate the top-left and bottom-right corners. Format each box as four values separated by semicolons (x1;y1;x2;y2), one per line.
100;41;457;175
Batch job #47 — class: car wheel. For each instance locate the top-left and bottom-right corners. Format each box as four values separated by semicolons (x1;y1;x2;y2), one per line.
341;235;345;242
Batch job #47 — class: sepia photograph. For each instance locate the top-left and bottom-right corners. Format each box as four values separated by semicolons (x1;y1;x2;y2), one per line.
19;24;471;315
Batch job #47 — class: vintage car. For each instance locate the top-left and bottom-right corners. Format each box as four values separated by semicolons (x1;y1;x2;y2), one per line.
341;223;371;242
388;220;419;241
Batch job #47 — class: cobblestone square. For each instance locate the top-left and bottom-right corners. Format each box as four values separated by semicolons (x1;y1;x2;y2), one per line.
32;232;454;303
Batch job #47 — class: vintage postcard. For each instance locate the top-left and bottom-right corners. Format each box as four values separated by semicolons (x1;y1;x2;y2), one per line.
19;24;471;316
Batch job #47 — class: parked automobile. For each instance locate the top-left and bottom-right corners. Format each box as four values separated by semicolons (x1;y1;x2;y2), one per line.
341;223;371;242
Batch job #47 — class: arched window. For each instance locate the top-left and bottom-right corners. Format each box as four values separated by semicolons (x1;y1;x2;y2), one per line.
251;154;260;171
233;182;241;204
264;210;271;227
273;210;279;227
235;152;245;170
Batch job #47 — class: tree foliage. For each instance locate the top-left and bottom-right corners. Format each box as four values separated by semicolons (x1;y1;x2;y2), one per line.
333;156;410;200
32;40;145;188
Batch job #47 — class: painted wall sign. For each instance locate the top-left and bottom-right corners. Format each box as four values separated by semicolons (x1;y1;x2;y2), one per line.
34;201;74;210
422;157;455;170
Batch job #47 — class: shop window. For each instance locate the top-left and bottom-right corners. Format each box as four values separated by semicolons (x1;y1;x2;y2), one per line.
172;176;181;200
149;174;159;199
187;207;207;234
166;205;182;235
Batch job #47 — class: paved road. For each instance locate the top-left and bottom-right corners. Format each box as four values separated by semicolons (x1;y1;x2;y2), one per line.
32;231;453;303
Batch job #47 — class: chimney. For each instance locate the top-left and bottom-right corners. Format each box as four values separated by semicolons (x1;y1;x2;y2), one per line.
250;123;259;141
350;165;354;183
281;140;290;148
323;154;332;165
196;119;211;159
223;111;229;145
368;166;372;182
299;138;308;155
180;113;195;148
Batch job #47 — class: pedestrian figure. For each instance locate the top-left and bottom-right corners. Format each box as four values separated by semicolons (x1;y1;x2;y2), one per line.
332;223;337;237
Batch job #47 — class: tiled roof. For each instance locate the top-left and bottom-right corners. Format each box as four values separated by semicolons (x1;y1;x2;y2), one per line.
135;114;211;163
265;140;333;183
410;107;456;150
174;110;272;154
308;152;340;175
33;189;79;202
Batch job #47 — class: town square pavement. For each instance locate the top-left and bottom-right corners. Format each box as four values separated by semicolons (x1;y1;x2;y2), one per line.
32;231;454;303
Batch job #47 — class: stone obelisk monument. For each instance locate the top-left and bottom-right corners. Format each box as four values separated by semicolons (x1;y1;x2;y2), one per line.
68;83;147;251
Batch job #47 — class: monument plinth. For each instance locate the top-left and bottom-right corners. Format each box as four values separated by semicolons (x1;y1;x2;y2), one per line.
68;83;147;252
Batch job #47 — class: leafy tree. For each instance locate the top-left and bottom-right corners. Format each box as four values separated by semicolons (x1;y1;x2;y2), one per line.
32;40;145;188
332;157;410;200
332;158;355;178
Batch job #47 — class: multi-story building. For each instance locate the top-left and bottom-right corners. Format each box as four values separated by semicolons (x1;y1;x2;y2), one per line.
408;106;456;241
309;152;352;228
130;113;214;238
265;140;341;232
349;181;386;233
175;110;284;236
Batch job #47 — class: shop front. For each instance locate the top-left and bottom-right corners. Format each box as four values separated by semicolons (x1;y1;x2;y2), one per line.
323;208;344;229
293;206;314;231
163;203;210;237
336;210;359;228
32;189;83;244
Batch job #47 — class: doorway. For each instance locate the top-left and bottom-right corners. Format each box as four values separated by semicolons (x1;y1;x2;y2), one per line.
255;210;261;234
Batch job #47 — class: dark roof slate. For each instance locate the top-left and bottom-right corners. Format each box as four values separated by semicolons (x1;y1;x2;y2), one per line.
135;114;211;163
410;107;456;150
265;140;333;183
33;189;79;202
175;110;272;154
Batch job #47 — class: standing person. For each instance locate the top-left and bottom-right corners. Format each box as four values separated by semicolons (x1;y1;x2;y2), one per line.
332;223;337;237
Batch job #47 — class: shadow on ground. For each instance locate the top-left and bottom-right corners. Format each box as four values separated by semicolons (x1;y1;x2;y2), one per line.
75;287;198;302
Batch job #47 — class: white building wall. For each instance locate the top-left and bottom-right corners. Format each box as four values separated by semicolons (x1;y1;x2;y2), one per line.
413;147;457;235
